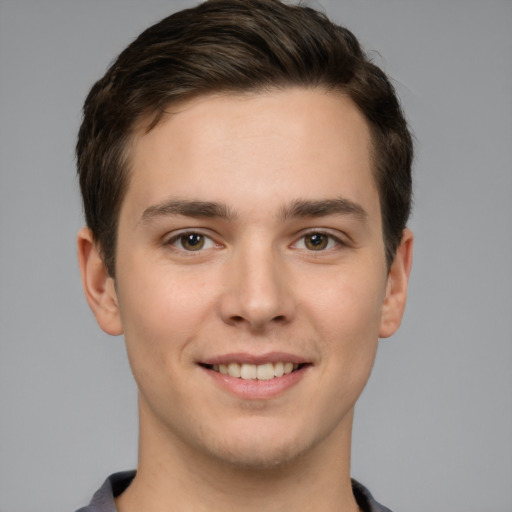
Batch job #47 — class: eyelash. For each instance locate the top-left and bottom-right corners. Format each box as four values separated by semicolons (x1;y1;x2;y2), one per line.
165;230;345;254
292;231;345;252
166;231;218;253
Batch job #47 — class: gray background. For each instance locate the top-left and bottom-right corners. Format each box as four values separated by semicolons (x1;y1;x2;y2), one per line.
1;1;511;511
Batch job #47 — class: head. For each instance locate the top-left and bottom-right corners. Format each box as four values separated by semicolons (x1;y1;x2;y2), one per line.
76;0;414;476
76;0;413;278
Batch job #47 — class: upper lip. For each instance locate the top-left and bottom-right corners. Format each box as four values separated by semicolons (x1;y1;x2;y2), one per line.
200;352;311;366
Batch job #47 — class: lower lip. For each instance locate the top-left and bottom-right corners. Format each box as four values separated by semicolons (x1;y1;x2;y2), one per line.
201;365;310;400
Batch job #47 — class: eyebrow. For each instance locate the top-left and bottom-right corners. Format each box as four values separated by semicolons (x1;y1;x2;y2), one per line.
280;198;368;221
139;196;368;224
140;199;237;223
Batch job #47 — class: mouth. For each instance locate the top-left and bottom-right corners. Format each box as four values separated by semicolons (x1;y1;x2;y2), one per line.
200;361;310;381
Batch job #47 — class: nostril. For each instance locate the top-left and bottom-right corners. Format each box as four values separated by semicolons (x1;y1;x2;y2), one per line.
228;313;288;326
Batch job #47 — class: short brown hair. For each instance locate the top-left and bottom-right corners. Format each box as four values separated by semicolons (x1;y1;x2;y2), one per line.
77;0;413;276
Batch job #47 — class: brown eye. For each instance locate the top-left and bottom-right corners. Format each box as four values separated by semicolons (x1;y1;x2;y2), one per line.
179;233;205;251
304;233;329;250
168;232;217;253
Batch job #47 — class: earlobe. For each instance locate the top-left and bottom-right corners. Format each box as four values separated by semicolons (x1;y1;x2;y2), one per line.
77;227;123;336
379;228;414;338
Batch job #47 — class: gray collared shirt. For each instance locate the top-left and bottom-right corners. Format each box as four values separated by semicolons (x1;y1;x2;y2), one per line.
75;471;393;512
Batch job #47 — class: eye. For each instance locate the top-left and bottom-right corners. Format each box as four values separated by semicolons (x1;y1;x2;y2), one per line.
168;232;216;252
294;232;341;251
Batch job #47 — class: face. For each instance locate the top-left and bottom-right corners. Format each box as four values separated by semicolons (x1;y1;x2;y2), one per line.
80;88;412;470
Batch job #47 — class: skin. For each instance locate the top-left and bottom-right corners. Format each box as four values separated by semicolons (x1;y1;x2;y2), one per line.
78;88;413;512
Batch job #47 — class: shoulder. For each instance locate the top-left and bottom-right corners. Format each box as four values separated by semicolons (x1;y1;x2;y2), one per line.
74;471;136;512
352;479;394;512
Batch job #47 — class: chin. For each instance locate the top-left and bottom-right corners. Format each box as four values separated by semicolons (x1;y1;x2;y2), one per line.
196;420;322;472
209;440;308;471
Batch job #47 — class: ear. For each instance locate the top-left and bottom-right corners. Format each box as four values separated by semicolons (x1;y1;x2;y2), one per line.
77;227;123;336
379;228;414;338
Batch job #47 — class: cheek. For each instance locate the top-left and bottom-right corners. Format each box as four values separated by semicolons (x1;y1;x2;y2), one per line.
305;266;385;384
306;265;386;337
116;272;215;418
116;262;216;369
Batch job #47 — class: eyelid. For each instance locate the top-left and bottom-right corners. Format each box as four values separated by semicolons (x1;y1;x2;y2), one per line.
164;229;221;252
291;229;347;250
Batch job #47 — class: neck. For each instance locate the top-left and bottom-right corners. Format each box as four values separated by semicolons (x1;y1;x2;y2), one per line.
116;397;360;512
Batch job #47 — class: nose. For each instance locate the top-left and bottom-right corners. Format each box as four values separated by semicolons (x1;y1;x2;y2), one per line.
218;243;295;331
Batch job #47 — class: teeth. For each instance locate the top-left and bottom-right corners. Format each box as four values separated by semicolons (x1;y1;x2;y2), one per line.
212;361;301;380
256;363;274;380
228;362;241;378
240;363;257;379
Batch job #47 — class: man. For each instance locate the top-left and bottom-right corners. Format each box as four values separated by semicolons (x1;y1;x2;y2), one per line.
75;1;413;511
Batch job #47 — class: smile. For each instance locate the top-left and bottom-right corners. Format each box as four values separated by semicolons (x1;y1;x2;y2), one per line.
208;362;304;380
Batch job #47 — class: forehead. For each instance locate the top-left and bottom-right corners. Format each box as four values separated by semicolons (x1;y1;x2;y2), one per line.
123;88;379;223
